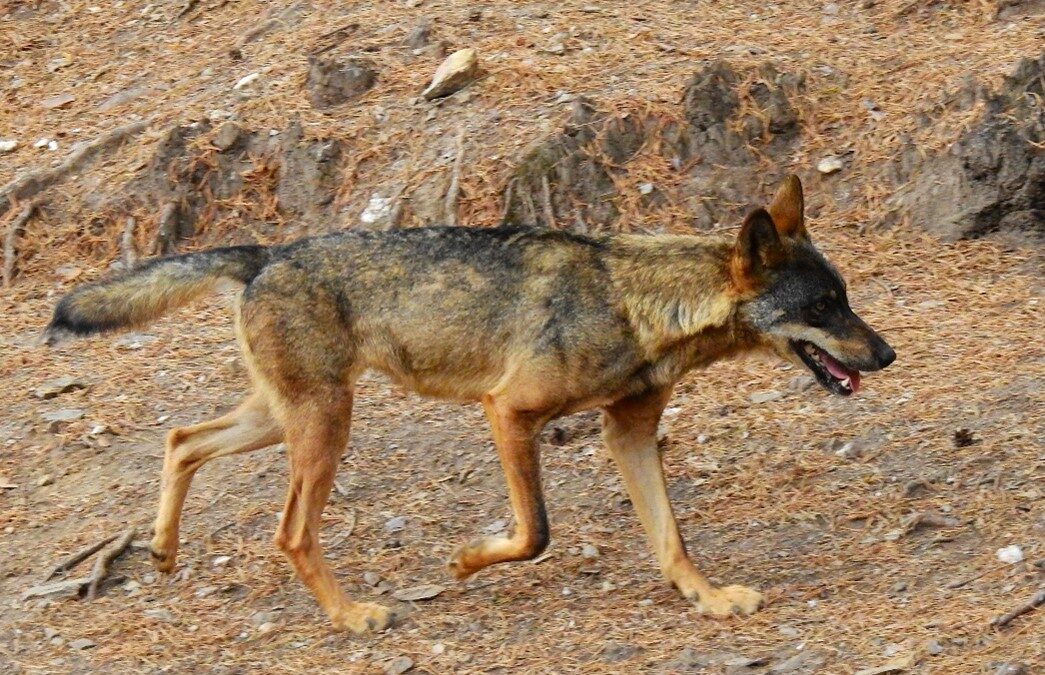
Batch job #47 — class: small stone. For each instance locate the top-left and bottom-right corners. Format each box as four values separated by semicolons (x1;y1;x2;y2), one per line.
817;156;844;174
212;122;241;151
68;638;96;651
422;48;479;100
432;643;445;655
891;581;908;593
194;585;217;598
602;641;639;663
306;55;378;109
142;573;156;584
750;390;784;404
581;544;599;560
143;608;173;622
384;656;414;675
638;182;654;195
0;140;17;153
35;376;87;399
37;475;54;487
787;374;816;392
212;555;232;567
638;598;654;606
362;571;382;587
926;639;943;655
778;624;800;637
34;138;50;149
123;580;141;593
384;516;407;532
822;2;840;15
769;650;826;674
996;545;1023;564
41;93;75;110
404;19;432;48
994;664;1027;675
233;72;260;90
393;584;446;601
42;408;85;432
257;622;277;634
250;610;280;626
43;627;59;640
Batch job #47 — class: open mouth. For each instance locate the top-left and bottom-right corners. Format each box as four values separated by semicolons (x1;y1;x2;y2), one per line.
790;340;861;396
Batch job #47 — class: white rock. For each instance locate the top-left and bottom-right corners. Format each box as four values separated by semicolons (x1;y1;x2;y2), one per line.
34;138;51;149
581;544;599;559
996;545;1023;564
361;194;394;225
817;156;844;174
0;140;17;153
211;555;232;567
638;182;654;195
233;73;261;90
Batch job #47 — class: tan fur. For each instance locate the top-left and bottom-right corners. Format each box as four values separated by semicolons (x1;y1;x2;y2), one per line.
46;175;897;632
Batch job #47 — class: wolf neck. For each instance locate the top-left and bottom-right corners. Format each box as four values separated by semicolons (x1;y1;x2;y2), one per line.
605;235;741;358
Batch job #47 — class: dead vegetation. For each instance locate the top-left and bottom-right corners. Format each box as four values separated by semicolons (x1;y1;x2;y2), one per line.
1;1;1043;673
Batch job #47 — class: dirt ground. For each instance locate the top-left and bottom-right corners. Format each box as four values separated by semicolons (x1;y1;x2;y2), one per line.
2;1;1043;674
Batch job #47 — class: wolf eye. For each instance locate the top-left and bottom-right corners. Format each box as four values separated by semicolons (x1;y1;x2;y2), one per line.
814;300;827;312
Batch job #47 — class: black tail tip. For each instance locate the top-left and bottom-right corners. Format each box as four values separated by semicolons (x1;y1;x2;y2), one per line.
42;298;92;346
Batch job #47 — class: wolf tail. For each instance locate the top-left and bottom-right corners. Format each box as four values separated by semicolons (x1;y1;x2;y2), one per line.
43;245;270;345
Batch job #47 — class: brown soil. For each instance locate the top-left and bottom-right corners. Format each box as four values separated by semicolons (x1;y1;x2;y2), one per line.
1;1;1042;673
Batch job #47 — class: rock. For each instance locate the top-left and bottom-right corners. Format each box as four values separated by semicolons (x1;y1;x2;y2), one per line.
250;610;280;626
41;93;75;109
143;608;174;622
360;194;395;227
787;374;816;392
384;656;414;675
306;55;377;109
404;19;432;48
34;376;87;399
233;72;261;90
384;516;407;532
994;664;1027;675
422;48;479;100
816;155;844;174
0;139;17;153
42;408;85;431
393;584;446;601
212;555;232;567
853;652;917;674
257;622;277;634
212;122;242;152
602;642;639;663
194;585;217;598
22;579;87;601
581;544;599;559
996;545;1024;564
114;333;158;349
34;138;50;149
43;627;60;640
925;639;943;656
885;54;1044;240
768;650;826;674
750;390;784;404
68;638;96;651
822;2;840;15
97;86;151;111
37;475;54;487
362;571;382;587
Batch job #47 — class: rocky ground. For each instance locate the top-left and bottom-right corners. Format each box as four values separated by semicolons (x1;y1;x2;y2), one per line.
1;1;1043;673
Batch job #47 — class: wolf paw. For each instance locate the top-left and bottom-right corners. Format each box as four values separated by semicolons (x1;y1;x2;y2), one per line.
693;585;763;617
148;537;177;573
331;602;395;633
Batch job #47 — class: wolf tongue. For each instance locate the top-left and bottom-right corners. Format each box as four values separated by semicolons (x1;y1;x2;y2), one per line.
819;350;861;392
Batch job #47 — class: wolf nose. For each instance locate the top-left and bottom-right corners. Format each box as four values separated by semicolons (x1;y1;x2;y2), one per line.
876;343;896;369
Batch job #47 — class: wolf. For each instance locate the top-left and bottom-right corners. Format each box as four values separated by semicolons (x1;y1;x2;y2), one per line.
44;175;895;632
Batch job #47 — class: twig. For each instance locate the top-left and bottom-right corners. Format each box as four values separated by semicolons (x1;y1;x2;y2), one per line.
43;533;118;582
121;216;138;268
172;0;199;22
499;179;515;225
947;564;1007;589
992;588;1045;628
86;527;136;600
3;201;39;286
0;119;152;214
444;127;466;226
540;175;557;228
205;521;236;546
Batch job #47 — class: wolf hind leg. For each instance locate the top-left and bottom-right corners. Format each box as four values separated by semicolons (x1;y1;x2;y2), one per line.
448;395;550;578
150;391;282;572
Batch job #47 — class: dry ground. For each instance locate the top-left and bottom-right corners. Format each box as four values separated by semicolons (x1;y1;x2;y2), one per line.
1;1;1043;673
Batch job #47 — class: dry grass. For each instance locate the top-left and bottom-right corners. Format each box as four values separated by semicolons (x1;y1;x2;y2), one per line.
1;1;1043;673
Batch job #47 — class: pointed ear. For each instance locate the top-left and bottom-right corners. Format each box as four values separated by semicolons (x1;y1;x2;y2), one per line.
732;208;783;284
767;174;807;239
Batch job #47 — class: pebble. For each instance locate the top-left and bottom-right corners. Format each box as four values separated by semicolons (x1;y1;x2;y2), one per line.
233;72;261;90
384;515;407;532
143;608;174;622
994;664;1026;675
212;555;232;567
68;638;96;651
581;544;599;559
817;156;844;174
0;139;17;153
250;610;280;626
257;622;277;634
996;545;1023;564
638;182;654;195
37;475;54;487
362;571;382;587
750;390;784;404
43;627;59;640
926;639;943;655
384;656;414;675
35;376;87;399
194;585;218;598
422;48;479;100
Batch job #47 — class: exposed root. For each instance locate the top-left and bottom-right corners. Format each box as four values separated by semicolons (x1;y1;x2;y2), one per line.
86;527;137;601
3;201;40;287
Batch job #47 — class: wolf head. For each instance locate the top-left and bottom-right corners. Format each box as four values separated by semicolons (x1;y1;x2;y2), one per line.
731;175;895;396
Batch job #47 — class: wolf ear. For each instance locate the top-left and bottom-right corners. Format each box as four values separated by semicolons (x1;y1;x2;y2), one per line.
733;208;783;284
767;174;807;239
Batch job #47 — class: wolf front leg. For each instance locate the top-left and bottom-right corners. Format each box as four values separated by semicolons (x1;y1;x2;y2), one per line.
602;388;763;617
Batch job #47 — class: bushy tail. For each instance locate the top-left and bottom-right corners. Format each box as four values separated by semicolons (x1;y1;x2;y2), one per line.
43;245;270;345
